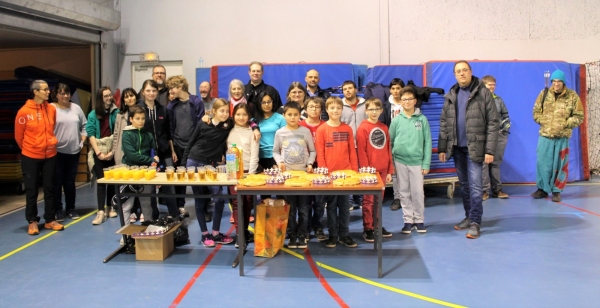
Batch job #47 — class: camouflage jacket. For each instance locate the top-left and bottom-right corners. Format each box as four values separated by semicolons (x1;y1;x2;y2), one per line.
533;87;584;138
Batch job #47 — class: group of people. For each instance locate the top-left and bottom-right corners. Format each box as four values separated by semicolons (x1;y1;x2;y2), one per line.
15;60;583;245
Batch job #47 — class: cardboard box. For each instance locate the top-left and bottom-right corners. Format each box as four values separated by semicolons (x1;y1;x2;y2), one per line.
116;223;181;261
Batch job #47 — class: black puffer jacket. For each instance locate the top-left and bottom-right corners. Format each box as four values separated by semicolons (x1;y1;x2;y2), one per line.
438;76;499;162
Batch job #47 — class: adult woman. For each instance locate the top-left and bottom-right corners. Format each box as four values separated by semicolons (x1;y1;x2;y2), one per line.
51;83;87;221
86;86;118;225
277;82;309;119
15;80;63;235
255;91;285;171
201;79;247;124
138;79;179;220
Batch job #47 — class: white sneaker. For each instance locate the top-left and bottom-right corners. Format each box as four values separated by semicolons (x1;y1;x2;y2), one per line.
129;213;137;223
179;207;188;216
92;210;107;225
119;237;124;246
108;207;118;218
140;214;145;223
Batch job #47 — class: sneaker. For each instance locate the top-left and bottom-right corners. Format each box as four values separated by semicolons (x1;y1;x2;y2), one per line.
482;191;489;201
28;222;39;235
349;204;354;211
179;207;189;217
382;227;393;238
297;234;307;249
401;223;413;234
454;218;471;230
363;229;374;242
129;213;137;223
44;221;64;231
212;233;234;244
466;222;480;239
531;188;548;199
496;190;509;199
201;234;215;247
315;228;327;242
108;207;118;218
249;215;255;223
92;210;107;225
67;211;80;219
552;192;561;202
325;235;337;248
139;214;145;223
414;223;427;233
55;210;65;222
390;199;401;211
339;236;357;248
287;235;298;249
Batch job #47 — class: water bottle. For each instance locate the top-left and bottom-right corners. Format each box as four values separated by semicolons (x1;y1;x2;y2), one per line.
226;144;238;180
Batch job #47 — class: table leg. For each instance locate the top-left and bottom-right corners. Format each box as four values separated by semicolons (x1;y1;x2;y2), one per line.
237;192;245;275
378;189;383;278
105;184;127;263
372;192;377;251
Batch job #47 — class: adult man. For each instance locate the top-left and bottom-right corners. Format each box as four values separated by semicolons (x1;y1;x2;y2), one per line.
305;69;331;120
481;75;510;200
199;81;216;113
438;61;499;239
140;65;169;106
166;76;205;217
531;69;584;202
244;61;282;117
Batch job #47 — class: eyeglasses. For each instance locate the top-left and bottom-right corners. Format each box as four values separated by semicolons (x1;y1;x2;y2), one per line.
261;100;273;105
153;72;166;75
38;88;50;92
401;98;416;102
307;106;321;110
366;108;381;112
103;94;113;98
455;68;470;74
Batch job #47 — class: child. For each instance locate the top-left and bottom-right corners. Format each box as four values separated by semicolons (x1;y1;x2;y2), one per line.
273;102;316;249
356;98;394;242
227;103;260;248
181;98;236;247
389;86;432;234
299;97;327;242
315;97;359;248
120;106;159;224
481;75;510;200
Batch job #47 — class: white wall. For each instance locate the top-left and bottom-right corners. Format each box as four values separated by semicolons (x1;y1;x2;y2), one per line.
113;0;600;94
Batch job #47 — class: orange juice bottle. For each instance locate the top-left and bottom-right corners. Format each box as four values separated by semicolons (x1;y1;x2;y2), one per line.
237;147;244;179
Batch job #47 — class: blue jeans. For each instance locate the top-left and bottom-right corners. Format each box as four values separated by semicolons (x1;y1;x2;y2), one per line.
186;158;225;233
309;195;326;231
285;195;309;237
326;195;350;238
453;146;483;224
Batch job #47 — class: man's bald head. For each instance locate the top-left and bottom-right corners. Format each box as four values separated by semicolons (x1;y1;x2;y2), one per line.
199;81;211;100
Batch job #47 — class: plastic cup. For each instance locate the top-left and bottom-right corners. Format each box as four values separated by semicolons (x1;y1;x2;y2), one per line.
113;169;122;180
166;167;175;181
103;168;112;179
206;167;216;181
198;166;206;181
144;170;153;180
123;169;133;180
187;167;195;181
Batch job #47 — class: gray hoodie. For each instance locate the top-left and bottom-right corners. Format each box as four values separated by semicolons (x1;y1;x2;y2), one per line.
341;96;367;143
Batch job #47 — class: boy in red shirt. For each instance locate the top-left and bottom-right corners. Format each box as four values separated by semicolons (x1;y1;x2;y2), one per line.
356;98;394;242
315;97;358;248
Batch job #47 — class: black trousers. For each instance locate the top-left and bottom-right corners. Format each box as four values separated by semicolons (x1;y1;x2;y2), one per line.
21;155;57;223
173;145;186;208
92;153;115;211
53;152;80;213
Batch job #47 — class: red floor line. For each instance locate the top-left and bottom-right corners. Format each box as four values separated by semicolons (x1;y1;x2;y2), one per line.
169;225;235;308
557;201;600;217
303;248;349;308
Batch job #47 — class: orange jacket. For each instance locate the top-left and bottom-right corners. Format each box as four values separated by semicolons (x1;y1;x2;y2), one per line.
14;99;58;159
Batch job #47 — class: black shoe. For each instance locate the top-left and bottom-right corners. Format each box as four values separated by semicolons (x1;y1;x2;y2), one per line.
454;218;471;230
363;229;374;242
552;192;561;202
297;234;307;249
531;188;548;199
401;223;413;234
390;199;401;211
381;227;393;238
55;210;65;222
414;223;427;233
204;212;212;222
287;236;298;249
339;236;357;248
315;228;327;242
466;222;480;239
325;236;337;248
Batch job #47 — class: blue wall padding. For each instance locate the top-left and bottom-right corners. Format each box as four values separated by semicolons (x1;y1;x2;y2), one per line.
195;68;211;94
352;64;368;89
214;63;354;100
421;93;457;173
370;65;424;87
366;67;373;84
425;61;584;183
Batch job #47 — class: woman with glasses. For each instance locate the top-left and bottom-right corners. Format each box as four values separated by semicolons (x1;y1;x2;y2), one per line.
86;86;119;225
255;91;285;171
15;80;63;235
51;83;87;221
278;82;309;120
